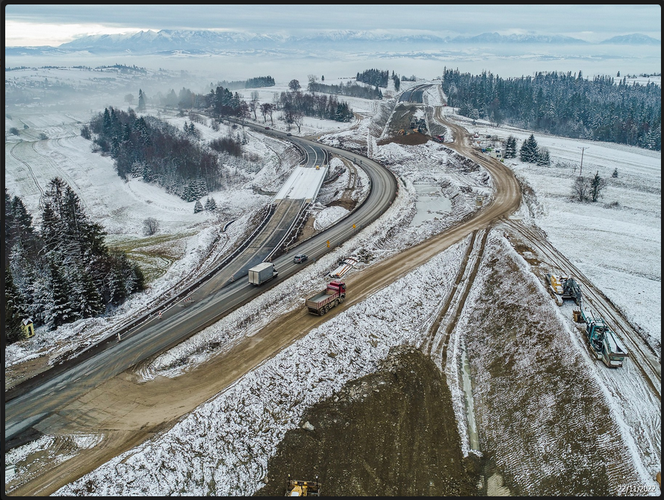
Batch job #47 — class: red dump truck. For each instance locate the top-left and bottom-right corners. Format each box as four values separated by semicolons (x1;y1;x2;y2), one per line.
305;280;346;315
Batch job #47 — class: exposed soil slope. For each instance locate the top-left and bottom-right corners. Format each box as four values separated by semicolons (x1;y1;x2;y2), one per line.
254;346;481;496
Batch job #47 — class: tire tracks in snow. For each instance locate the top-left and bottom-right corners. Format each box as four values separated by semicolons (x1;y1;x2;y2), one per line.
7;106;523;497
9;142;45;202
426;229;489;370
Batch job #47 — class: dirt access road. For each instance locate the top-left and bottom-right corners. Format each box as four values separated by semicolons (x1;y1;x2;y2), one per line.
8;112;521;496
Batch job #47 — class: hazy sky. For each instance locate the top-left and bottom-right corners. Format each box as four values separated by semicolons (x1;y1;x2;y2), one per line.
4;4;661;46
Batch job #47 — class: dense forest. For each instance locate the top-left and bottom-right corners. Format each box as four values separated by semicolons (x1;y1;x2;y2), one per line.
308;80;383;100
277;90;354;127
5;180;144;343
356;69;390;88
442;68;661;150
153;80;355;125
85;107;225;201
213;76;275;90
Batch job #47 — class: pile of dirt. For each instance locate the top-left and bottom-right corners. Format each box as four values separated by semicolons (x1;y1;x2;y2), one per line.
378;131;431;146
254;345;482;496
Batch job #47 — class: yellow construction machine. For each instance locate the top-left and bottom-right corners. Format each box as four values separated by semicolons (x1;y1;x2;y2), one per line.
286;474;320;496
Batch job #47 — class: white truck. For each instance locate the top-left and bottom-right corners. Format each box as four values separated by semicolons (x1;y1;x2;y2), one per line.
248;262;278;285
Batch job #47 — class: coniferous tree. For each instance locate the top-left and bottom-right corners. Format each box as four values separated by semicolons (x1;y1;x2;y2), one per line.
589;171;607;202
504;136;517;159
5;190;39;265
105;252;144;306
40;201;60;254
8;240;36;319
204;197;217;211
71;268;105;319
27;262;50;325
10;194;35;240
5;269;26;344
107;263;127;307
441;68;660;151
6;179;144;330
520;134;540;163
45;259;73;330
194;200;204;213
536;147;551;166
137;89;146;112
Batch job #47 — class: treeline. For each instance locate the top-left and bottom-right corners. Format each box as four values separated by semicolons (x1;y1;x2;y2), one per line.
99;64;148;74
156;85;249;118
213;76;275;90
278;90;354;123
245;76;275;88
356;69;389;88
442;68;661;150
308;81;383;100
156;81;355;124
85;107;223;201
5;180;144;343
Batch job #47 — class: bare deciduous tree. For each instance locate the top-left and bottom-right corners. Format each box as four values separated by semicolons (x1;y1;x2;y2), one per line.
248;100;257;121
260;103;273;124
288;79;301;92
143;217;159;236
293;111;304;133
572;176;589;202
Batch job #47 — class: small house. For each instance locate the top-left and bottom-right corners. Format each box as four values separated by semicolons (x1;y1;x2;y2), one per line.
21;318;35;338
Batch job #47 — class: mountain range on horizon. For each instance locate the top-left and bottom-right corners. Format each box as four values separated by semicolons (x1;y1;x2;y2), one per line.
5;29;661;56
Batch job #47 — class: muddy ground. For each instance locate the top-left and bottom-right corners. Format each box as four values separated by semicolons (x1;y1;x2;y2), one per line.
254;346;482;496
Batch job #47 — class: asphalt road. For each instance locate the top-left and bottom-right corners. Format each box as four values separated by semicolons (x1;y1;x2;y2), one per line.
5;109;522;496
399;83;431;103
4;130;397;445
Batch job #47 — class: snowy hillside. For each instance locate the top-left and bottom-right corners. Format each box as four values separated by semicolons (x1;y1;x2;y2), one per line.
4;70;661;496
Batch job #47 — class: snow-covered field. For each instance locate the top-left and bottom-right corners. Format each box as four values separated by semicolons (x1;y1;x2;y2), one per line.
455;113;661;349
4;69;661;495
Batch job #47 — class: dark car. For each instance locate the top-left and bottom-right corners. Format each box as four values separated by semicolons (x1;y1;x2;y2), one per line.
286;133;292;136
293;254;308;264
265;126;270;130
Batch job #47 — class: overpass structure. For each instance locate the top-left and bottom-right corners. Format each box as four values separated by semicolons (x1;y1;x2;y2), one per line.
275;165;328;202
5;127;398;450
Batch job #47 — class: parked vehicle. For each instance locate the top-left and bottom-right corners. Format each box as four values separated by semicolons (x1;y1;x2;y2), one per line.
248;262;278;285
293;254;308;264
546;273;582;306
573;307;629;367
305;281;346;315
286;474;320;496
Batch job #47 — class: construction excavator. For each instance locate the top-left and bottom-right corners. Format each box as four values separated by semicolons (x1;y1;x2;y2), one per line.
546;273;582;306
286;475;320;496
573;306;629;368
547;272;627;367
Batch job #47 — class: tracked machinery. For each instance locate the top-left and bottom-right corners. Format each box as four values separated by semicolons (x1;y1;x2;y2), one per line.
546;273;582;306
573;302;629;368
286;475;320;496
547;272;628;367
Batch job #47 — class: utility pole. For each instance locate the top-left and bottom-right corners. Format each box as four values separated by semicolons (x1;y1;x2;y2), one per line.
578;147;589;177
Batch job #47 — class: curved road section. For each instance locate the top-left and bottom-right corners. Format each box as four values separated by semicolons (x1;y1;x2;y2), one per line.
4;132;398;446
5;113;523;496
